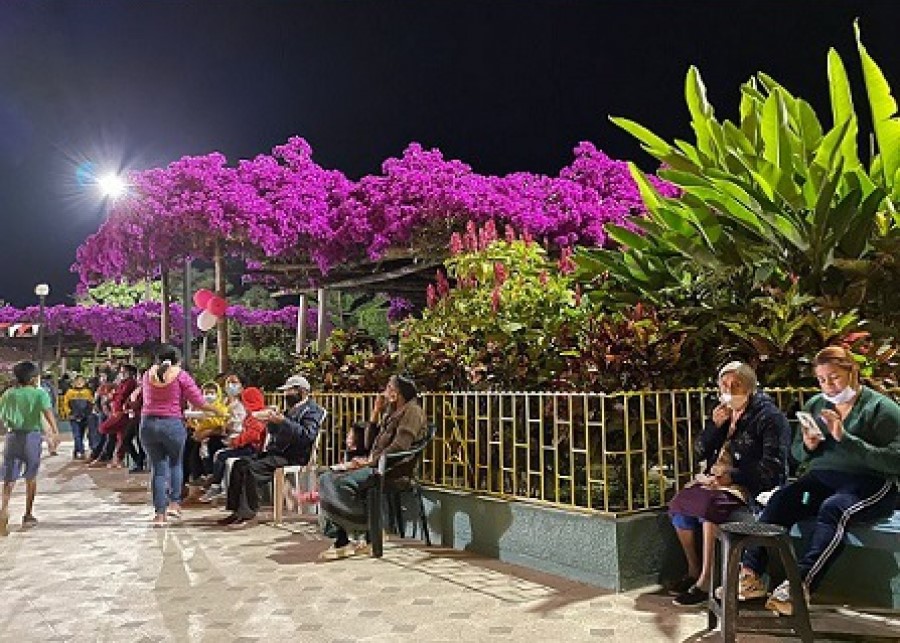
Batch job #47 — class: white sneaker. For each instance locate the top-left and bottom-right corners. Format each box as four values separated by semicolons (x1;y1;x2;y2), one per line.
765;580;809;616
199;484;224;503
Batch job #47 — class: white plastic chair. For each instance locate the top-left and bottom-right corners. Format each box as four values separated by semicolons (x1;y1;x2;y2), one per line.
272;426;325;524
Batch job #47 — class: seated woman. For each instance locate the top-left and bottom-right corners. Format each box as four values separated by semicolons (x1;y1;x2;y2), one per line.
199;386;268;503
669;361;790;606
317;374;427;560
739;346;899;615
183;381;229;495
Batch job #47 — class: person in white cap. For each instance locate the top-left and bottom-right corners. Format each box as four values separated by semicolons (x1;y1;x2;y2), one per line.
219;374;325;527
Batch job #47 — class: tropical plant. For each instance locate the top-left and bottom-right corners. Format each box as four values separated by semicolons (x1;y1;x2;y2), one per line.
575;25;899;385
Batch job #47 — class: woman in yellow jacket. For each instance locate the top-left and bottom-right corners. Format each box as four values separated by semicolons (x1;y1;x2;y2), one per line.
60;375;94;460
184;382;229;494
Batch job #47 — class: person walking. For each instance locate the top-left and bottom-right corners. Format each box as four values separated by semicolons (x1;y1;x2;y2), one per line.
60;374;94;460
0;361;60;535
139;345;222;527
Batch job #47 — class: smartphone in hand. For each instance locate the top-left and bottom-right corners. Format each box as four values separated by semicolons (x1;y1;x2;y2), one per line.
796;411;824;440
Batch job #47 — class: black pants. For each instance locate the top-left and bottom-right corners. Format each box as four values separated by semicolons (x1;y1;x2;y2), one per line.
123;418;144;467
226;452;290;519
91;433;117;461
743;470;896;592
183;436;203;483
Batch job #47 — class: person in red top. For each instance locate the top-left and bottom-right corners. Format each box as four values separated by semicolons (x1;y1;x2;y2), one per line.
199;387;267;503
90;365;139;468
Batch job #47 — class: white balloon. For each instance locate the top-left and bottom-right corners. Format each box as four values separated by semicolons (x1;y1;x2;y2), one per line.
197;309;219;332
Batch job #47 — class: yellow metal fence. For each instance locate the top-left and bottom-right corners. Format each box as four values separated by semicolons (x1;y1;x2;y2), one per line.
269;388;893;516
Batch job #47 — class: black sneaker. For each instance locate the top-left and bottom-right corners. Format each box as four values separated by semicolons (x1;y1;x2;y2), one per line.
673;586;709;606
667;575;698;595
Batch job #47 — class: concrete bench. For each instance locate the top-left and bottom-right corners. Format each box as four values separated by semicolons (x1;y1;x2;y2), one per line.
790;510;900;609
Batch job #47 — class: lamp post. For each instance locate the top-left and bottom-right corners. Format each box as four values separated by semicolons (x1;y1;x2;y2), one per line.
34;283;49;381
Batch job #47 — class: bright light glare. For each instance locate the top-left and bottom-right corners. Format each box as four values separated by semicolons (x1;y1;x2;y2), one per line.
98;173;127;199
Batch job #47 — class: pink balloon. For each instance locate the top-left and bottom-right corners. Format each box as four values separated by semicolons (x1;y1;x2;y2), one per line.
205;295;227;317
193;289;214;308
197;309;218;332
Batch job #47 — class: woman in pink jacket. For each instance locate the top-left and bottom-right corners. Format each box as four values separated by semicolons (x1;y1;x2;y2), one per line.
140;345;222;527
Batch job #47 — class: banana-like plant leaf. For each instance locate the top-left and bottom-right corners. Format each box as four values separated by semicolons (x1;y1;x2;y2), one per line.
722;120;756;157
797;100;824;158
813;118;853;173
609;116;672;156
606;224;650;251
686;66;718;158
827;47;861;169
761;91;794;176
855;22;900;193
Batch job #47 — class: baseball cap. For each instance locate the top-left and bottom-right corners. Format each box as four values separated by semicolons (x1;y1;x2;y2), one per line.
276;374;311;391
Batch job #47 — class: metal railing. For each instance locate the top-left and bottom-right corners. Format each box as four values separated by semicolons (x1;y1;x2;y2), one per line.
267;388;893;516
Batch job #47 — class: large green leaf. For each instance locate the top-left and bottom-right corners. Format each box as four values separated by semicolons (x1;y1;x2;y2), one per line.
606;225;650;251
855;22;900;192
686;66;718;158
760;91;794;176
827;47;861;169
608;117;672;156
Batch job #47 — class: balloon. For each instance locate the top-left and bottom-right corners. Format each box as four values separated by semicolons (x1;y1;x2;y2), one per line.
197;309;219;332
193;289;214;308
205;295;227;317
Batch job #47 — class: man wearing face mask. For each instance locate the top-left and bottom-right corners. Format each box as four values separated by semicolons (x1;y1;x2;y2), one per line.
668;361;790;606
219;375;325;527
738;346;900;616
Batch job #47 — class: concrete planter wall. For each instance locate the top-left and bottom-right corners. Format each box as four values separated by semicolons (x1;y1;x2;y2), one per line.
420;488;681;592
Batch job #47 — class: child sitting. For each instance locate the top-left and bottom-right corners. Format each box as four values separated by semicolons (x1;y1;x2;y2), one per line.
291;420;370;507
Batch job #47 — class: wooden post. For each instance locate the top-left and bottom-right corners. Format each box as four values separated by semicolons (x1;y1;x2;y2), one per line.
214;241;229;372
160;269;170;344
317;287;328;354
295;294;308;355
182;260;192;371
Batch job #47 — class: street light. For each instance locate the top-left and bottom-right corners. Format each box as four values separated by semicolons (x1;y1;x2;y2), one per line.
97;173;127;199
34;283;49;382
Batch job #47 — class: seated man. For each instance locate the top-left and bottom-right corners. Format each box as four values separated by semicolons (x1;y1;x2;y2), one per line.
218;375;325;528
318;373;427;559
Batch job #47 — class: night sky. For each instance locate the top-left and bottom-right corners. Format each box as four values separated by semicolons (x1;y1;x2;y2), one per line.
0;0;896;307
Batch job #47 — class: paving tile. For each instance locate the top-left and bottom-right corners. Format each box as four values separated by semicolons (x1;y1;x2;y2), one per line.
1;441;895;643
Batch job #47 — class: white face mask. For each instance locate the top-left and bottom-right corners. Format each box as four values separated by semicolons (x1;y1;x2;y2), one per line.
225;383;241;397
720;392;749;410
203;393;217;404
823;386;856;405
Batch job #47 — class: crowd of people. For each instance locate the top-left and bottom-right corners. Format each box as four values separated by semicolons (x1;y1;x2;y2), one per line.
0;343;896;615
0;344;429;551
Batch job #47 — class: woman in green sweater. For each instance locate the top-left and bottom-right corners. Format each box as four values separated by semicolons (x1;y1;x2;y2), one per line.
738;346;899;615
0;361;61;535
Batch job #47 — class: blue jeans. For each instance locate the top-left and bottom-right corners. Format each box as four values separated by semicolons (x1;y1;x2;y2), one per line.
87;413;103;451
140;416;187;514
70;418;89;456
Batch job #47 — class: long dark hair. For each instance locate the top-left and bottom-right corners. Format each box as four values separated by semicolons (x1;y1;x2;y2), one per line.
155;345;182;383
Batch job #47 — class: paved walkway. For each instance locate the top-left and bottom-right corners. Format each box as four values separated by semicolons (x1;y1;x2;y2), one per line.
1;440;897;642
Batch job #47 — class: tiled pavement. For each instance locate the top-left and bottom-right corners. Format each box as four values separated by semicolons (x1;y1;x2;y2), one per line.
1;440;897;642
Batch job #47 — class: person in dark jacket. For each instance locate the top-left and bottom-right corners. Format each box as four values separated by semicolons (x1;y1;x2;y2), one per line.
668;361;790;606
219;375;324;527
318;373;427;560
